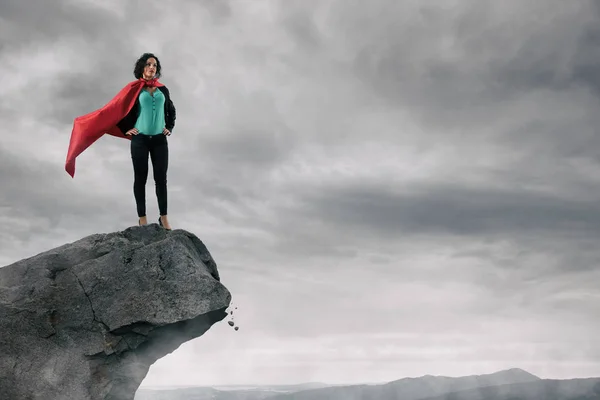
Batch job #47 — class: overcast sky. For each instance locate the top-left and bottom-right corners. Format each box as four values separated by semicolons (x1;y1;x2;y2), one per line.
2;0;600;388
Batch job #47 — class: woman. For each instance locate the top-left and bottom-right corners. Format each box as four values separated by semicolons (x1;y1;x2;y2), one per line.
117;53;176;230
65;52;176;230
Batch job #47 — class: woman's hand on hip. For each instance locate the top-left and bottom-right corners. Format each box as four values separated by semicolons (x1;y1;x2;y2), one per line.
163;128;171;136
125;128;139;136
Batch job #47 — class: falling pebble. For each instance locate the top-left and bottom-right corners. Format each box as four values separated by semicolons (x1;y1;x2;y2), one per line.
228;321;234;327
235;327;239;331
230;311;233;315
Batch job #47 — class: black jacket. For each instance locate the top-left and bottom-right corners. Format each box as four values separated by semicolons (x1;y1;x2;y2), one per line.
116;85;176;135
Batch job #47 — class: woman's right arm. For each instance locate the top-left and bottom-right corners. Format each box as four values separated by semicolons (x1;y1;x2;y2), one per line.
117;101;140;135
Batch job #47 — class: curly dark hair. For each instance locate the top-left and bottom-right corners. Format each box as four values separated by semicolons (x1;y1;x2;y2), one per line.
133;52;162;79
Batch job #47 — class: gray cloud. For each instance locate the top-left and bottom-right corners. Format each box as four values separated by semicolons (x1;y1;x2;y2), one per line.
0;1;114;46
0;146;95;221
295;181;600;239
201;91;297;170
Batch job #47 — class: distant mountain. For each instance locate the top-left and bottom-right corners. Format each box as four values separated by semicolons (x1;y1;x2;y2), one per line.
266;368;542;400
417;378;600;400
135;369;600;400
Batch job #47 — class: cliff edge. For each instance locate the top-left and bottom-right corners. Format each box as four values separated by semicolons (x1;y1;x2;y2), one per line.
0;224;231;400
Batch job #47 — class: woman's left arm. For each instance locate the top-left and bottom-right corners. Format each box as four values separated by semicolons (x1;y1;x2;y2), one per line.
163;86;176;135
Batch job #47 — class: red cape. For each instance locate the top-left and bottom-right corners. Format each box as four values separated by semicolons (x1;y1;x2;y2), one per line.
65;77;164;177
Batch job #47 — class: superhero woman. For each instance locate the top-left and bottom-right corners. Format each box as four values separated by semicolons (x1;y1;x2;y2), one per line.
65;53;176;231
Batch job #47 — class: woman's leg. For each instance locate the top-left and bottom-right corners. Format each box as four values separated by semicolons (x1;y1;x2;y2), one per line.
131;135;150;221
150;135;171;228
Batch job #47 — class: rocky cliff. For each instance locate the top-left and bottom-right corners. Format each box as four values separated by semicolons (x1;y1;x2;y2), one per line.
0;224;231;400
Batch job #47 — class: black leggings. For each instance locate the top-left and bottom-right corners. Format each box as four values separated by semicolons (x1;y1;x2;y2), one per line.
130;134;168;217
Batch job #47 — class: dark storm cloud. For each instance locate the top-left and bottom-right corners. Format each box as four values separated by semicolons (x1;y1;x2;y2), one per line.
241;0;600;263
297;181;600;238
0;146;122;242
199;92;297;171
494;6;600;97
0;0;125;49
206;127;291;168
306;0;600;130
200;0;233;21
4;148;133;208
0;0;140;127
276;0;323;53
50;72;133;127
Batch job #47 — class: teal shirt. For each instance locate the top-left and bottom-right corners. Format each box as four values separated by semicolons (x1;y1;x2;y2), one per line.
134;88;166;135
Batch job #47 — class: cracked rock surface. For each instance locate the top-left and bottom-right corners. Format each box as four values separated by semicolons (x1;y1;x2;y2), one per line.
0;224;231;400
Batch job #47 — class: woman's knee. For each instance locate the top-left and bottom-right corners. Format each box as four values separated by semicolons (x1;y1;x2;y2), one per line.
154;175;167;186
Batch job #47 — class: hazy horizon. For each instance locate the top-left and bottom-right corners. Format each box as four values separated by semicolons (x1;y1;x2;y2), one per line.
2;0;600;388
136;367;595;389
143;366;599;386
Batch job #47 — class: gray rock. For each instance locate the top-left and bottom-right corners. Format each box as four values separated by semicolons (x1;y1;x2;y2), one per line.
0;224;231;400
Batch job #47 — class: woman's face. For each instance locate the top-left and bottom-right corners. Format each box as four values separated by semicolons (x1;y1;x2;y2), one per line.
143;58;157;79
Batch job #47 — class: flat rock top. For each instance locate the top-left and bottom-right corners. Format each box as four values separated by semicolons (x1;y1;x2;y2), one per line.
1;224;228;327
